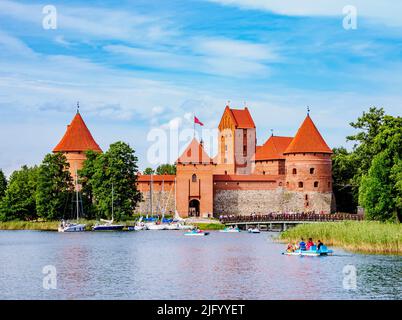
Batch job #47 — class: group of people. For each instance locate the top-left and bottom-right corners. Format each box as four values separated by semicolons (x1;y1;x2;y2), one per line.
286;238;324;252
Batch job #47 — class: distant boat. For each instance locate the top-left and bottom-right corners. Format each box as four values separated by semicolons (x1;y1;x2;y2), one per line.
184;229;209;236
58;167;86;232
219;226;240;233
248;227;260;233
92;183;124;231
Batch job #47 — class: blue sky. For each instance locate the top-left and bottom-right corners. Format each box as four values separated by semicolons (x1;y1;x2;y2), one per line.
0;0;402;175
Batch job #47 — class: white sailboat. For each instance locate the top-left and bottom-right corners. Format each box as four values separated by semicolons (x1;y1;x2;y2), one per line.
58;167;86;232
92;183;124;231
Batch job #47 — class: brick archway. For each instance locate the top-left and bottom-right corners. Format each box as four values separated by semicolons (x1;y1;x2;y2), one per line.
189;199;200;217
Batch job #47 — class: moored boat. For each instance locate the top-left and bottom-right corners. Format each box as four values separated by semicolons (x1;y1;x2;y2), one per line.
184;229;209;236
248;227;260;233
283;245;333;256
219;226;240;233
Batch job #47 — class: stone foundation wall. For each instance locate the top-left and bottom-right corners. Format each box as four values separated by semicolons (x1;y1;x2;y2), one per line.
213;189;333;216
135;191;175;215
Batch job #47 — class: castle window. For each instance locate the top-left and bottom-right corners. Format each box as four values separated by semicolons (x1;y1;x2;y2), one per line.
328;182;331;188
305;194;308;200
292;168;297;175
192;174;197;182
314;181;319;188
243;145;247;156
298;182;304;188
225;144;228;151
263;171;266;175
310;168;315;174
305;201;309;207
224;171;227;175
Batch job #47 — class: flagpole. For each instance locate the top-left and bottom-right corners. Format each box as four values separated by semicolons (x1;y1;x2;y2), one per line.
193;112;195;138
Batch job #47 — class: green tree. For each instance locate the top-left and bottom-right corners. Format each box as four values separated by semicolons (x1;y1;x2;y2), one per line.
346;107;385;185
0;166;39;221
0;169;7;199
156;164;176;175
36;153;74;220
358;115;402;221
78;150;101;219
90;141;141;221
143;167;155;175
331;147;358;212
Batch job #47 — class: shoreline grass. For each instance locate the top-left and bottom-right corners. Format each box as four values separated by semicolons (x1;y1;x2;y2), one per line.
280;221;401;255
193;222;225;230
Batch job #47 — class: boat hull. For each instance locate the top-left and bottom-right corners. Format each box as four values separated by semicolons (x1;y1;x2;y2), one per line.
283;249;333;256
58;224;86;232
92;225;124;231
184;232;210;236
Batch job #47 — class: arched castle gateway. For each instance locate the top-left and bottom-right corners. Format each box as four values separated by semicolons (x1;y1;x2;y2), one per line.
53;106;335;217
137;106;335;217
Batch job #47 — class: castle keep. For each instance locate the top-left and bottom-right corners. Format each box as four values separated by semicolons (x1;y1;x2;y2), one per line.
54;106;335;218
137;106;335;217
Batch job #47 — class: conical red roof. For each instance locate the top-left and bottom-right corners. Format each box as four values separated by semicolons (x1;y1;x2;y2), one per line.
53;112;102;153
255;136;293;160
176;138;212;164
284;115;332;154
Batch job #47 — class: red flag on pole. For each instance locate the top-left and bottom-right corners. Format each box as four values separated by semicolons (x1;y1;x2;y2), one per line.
194;116;204;126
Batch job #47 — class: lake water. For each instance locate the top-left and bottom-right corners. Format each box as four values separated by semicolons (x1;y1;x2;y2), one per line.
0;230;400;300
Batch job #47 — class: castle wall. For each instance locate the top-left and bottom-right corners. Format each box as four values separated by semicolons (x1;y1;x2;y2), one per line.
213;189;333;216
135;190;175;215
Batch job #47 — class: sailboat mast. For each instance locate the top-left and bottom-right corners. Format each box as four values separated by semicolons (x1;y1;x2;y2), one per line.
150;174;153;216
112;183;114;221
75;166;79;222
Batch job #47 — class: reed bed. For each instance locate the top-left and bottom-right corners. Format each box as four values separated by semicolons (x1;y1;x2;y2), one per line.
280;221;401;255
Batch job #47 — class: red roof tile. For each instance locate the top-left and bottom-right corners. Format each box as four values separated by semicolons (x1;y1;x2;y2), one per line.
176;138;213;164
230;107;256;128
255;136;293;160
53;112;102;153
284;115;332;154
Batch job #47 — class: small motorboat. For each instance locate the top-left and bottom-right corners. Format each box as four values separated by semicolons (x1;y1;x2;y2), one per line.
248;227;260;233
184;229;209;236
146;223;167;230
283;245;333;256
58;220;86;232
219;226;240;233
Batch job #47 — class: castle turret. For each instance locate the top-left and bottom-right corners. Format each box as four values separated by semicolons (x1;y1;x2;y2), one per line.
53;110;102;178
217;106;256;175
283;114;333;212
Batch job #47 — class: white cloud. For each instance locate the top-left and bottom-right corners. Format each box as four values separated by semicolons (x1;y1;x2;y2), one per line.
208;0;402;26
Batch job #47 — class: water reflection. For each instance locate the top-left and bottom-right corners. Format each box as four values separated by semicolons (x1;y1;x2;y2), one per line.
0;230;400;300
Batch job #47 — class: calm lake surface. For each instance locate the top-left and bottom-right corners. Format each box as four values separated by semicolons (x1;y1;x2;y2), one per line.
0;230;401;300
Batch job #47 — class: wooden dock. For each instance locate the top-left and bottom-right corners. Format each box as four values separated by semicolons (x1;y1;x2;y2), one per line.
221;213;364;232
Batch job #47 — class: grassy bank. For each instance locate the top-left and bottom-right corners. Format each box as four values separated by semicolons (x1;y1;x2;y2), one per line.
192;222;225;230
0;220;98;231
280;221;401;255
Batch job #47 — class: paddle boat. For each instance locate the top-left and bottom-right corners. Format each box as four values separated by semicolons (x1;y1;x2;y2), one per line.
184;229;209;236
247;227;260;234
219;226;240;233
283;245;333;257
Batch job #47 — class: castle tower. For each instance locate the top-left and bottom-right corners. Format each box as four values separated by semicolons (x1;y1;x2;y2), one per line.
53;110;102;179
216;106;256;175
283;114;333;213
175;138;215;218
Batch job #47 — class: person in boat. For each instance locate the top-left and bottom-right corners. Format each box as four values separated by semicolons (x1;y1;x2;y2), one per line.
299;238;307;251
306;238;315;250
317;240;324;251
286;243;294;252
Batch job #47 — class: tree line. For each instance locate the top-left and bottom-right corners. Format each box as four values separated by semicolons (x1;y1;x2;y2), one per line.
0;141;141;222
